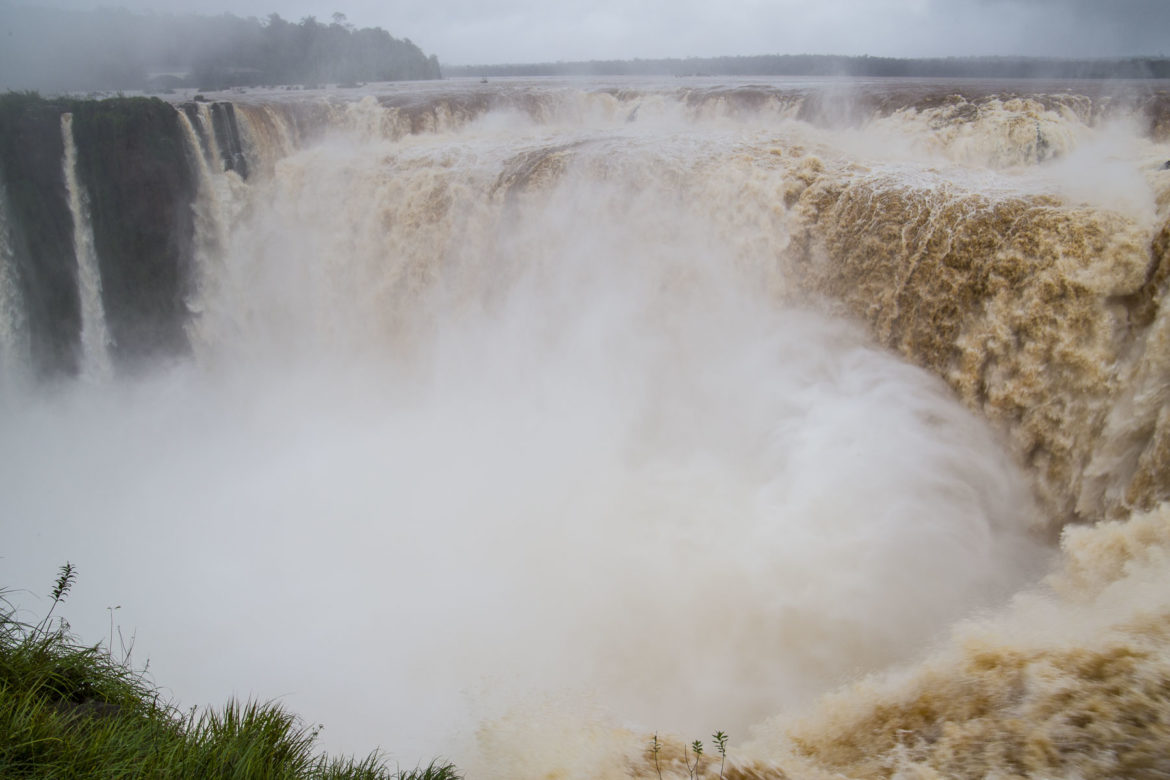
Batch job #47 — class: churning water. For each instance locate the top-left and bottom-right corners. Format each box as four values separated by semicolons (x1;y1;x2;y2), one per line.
3;77;1170;778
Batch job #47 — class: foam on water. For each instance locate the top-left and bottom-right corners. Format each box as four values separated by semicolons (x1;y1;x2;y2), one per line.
4;79;1170;776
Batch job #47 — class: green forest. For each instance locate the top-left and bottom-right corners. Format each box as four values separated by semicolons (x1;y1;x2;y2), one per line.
187;13;441;89
0;4;441;93
447;53;1170;80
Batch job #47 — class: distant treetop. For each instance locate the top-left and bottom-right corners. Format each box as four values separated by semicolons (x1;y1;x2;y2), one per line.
0;5;442;94
445;53;1170;80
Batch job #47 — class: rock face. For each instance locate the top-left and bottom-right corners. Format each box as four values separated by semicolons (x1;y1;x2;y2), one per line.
0;93;80;376
69;98;196;365
0;96;196;375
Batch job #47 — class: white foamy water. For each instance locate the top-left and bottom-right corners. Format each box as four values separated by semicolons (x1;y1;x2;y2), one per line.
0;181;27;385
60;112;112;380
5;78;1169;776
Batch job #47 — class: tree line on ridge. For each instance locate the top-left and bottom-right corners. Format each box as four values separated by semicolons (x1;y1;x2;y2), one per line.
0;4;441;94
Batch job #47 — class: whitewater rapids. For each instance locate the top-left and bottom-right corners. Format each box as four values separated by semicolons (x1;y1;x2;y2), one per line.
3;77;1170;778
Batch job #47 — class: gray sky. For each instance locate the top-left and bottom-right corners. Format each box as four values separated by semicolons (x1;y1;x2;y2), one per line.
30;0;1170;65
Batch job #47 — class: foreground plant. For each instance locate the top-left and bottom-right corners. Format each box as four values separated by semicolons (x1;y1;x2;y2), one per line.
38;560;76;635
711;731;728;779
0;564;458;779
685;739;704;779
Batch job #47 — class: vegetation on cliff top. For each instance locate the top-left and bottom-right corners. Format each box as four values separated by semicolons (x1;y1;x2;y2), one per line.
447;53;1170;79
0;6;441;94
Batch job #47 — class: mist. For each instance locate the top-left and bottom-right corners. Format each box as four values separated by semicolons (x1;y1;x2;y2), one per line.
4;0;1169;91
0;5;438;93
0;90;1069;768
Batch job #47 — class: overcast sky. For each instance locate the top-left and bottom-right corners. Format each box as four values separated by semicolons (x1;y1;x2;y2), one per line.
30;0;1170;65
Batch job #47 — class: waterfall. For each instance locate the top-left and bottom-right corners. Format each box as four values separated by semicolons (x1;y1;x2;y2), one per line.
60;112;112;380
175;107;246;341
0;181;28;384
190;102;226;175
3;81;1170;778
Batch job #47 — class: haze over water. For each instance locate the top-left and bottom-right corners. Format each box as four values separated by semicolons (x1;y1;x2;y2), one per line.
3;77;1170;777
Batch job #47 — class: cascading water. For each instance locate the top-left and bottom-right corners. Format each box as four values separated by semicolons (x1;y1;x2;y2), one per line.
60;112;112;380
0;181;26;384
2;79;1170;779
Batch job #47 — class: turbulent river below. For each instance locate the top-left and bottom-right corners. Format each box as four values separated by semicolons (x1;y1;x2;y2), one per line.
3;76;1170;778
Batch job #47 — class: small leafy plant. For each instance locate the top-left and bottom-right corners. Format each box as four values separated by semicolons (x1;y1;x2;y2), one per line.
650;733;663;780
686;739;704;779
37;560;76;636
653;730;729;779
712;730;729;779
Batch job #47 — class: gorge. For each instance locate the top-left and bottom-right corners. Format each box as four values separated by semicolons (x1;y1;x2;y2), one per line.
2;78;1170;778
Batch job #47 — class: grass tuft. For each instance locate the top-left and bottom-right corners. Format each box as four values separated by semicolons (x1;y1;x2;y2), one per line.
0;567;459;779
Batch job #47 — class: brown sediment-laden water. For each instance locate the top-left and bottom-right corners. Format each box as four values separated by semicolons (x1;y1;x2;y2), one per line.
2;77;1169;778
